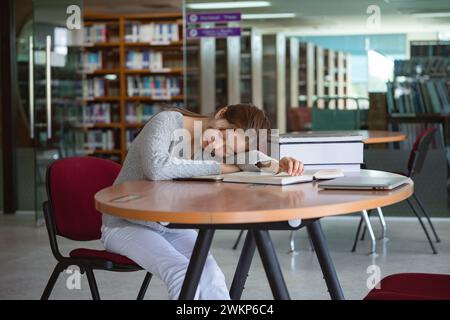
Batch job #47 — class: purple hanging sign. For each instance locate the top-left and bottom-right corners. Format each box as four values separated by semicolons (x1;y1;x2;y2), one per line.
187;27;241;38
187;12;241;24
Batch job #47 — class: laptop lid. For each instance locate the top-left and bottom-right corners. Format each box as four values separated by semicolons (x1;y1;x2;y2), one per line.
318;176;410;190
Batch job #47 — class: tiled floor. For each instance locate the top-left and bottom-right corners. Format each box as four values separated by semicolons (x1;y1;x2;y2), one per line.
0;214;449;300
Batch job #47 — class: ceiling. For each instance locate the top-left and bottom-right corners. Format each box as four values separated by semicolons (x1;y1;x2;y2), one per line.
84;0;450;35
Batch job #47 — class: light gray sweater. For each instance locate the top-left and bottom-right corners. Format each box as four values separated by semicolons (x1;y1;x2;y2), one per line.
102;110;273;232
102;111;221;231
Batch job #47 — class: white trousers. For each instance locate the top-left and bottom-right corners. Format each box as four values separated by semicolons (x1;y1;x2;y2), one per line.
101;221;230;300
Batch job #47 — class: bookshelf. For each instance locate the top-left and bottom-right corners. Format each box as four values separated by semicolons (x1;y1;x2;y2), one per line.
262;33;287;132
82;12;183;162
385;41;450;149
288;40;351;109
185;27;263;115
324;49;336;108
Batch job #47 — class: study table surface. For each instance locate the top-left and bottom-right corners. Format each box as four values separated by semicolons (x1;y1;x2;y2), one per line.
296;130;406;145
358;130;406;144
96;170;413;225
95;170;413;300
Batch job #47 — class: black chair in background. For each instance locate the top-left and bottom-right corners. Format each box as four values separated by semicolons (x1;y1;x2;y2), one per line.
352;127;441;254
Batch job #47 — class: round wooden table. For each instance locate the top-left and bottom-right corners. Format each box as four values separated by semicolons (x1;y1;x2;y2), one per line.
357;130;406;145
95;170;413;300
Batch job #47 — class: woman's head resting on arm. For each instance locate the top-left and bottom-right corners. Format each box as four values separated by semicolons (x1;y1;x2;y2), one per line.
203;103;271;159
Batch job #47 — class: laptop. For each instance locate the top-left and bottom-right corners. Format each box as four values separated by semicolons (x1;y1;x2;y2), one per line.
318;176;410;190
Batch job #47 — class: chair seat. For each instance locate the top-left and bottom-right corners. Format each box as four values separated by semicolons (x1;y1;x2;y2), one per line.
70;248;139;266
365;273;450;300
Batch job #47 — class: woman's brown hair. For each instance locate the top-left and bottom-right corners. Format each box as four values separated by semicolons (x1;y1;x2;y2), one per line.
214;103;271;131
162;103;271;131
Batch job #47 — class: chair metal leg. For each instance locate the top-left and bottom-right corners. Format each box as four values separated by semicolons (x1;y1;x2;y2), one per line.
351;214;364;252
413;194;440;243
406;198;438;254
287;231;299;255
137;272;152;300
232;230;245;250
85;267;100;300
41;263;63;300
360;210;373;241
361;210;376;255
376;207;387;239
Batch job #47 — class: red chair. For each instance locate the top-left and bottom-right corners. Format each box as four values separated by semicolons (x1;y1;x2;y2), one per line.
41;157;152;300
365;273;450;300
354;127;440;254
287;106;312;132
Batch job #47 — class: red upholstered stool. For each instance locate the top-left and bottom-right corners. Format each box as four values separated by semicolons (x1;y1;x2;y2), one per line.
365;273;450;300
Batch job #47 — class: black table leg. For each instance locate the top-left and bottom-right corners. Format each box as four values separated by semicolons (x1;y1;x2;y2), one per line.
306;220;345;300
229;230;256;300
178;229;215;300
252;229;290;300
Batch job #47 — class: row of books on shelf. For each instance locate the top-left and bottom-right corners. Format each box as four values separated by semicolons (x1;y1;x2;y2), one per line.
126;76;181;98
86;130;116;150
83;78;119;98
125;22;179;44
83;51;102;72
126;50;164;70
394;58;450;77
84;103;120;124
386;79;450;114
84;24;110;44
125;103;161;123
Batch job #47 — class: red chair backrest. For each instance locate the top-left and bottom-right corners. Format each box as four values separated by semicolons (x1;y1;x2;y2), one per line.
407;127;437;176
288;107;312;132
46;157;121;241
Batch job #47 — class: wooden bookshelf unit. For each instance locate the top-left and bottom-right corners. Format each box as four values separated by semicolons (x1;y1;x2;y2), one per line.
82;12;183;163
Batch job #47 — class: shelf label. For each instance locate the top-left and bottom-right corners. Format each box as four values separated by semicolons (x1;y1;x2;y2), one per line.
187;12;241;23
187;27;241;39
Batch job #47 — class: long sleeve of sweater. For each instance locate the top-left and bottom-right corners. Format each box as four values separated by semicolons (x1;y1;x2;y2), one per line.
137;111;221;180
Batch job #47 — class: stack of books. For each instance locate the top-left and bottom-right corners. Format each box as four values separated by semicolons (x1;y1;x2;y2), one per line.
126;50;163;70
125;22;179;43
125;103;161;123
394;58;450;77
84;24;107;44
387;79;450;114
126;76;181;98
85;103;119;124
271;132;364;172
86;130;116;150
83;78;105;98
83;51;102;72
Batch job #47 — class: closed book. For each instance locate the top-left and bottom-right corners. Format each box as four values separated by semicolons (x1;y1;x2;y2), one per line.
436;80;450;114
386;82;395;113
275;131;363;143
425;81;442;113
276;142;364;165
303;163;361;172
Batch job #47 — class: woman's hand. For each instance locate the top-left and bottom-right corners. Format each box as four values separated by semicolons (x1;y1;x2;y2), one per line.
278;157;304;176
220;164;241;174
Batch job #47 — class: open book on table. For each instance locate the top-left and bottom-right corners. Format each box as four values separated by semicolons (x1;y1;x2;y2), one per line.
175;169;344;186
